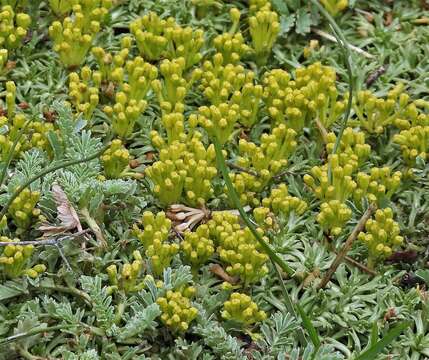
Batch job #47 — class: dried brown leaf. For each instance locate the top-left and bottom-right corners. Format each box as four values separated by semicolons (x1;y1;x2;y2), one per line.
209;264;239;284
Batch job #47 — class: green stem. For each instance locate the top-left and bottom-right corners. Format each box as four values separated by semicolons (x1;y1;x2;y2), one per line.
213;138;294;276
0;324;74;346
0;143;109;221
310;0;354;180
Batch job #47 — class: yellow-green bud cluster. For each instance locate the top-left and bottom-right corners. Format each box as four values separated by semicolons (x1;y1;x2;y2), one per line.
320;0;348;17
231;82;263;128
262;184;307;217
248;0;271;13
190;102;240;145
106;250;143;294
146;135;217;206
133;211;178;276
156;287;198;332
8;188;40;230
253;207;274;229
133;211;171;249
199;53;255;105
101;139;130;179
354;167;401;205
146;241;179;276
266;63;342;132
317;200;351;236
213;32;251;64
130;12;175;61
237;124;297;175
164;24;204;69
73;0;113;31
114;56;158;102
0;237;46;278
222;292;266;326
249;7;279;64
326;128;371;169
103;91;147;138
91;37;131;82
304;154;357;202
48;0;79;16
228;172;261;207
394;126;429;166
152;58;201;110
68;66;101;119
228;125;297;204
357;208;403;268
0;6;30;50
49;8;100;68
217;227;269;285
181;228;215;268
0;83;53;157
205;211;241;245
351;90;397;134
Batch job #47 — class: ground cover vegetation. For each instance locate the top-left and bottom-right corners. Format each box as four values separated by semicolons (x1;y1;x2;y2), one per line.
0;0;428;359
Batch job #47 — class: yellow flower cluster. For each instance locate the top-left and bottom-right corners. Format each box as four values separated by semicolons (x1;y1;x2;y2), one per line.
357;208;403;268
226;124;297;206
156;286;198;332
152;58;201;111
68;66;101;120
249;5;279;65
0;5;30;50
130;12;174;61
133;211;171;249
101;139;130;179
49;1;112;68
354;167;402;206
262;184;307;217
146;134;217;206
9;188;40;231
131;12;204;67
266;63;344;132
103;91;147;138
304;154;356;203
91;36;132;82
394;126;429;166
325;127;371;169
181;228;215;268
106;250;144;294
217;226;269;285
0;82;53;158
320;0;348;17
133;211;178;276
213;30;250;65
49;0;79;16
317;200;351;236
198;53;255;106
0;237;46;278
222;292;266;326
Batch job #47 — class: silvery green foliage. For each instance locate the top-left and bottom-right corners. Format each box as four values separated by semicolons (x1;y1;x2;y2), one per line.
63;349;100;360
194;306;246;360
80;276;115;333
258;312;299;356
118;303;161;340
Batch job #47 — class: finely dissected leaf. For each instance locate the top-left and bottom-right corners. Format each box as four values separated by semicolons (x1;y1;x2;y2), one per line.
118;303;161;340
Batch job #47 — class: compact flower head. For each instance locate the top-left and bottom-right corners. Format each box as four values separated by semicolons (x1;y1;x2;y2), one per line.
0;237;46;279
222;292;266;326
358;208;403;268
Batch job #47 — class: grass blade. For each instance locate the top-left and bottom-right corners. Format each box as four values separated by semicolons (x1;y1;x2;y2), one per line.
354;322;411;360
